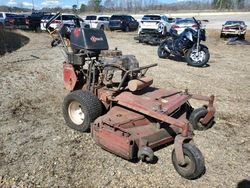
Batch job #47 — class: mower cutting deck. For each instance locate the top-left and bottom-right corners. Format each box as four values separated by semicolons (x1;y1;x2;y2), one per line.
46;13;216;180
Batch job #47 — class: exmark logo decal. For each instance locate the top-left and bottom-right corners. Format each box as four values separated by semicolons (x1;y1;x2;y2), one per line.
90;36;104;43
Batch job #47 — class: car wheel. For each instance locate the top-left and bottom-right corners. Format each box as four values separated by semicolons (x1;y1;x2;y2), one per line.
100;25;104;30
220;32;224;38
0;23;4;30
124;26;129;32
240;34;245;40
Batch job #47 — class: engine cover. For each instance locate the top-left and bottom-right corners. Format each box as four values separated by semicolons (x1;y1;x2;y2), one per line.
70;28;109;51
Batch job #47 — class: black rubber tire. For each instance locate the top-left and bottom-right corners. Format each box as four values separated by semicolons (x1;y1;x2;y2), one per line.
124;26;129;32
185;45;210;67
240;34;245;40
100;25;104;30
62;90;103;132
220;32;224;38
0;23;4;30
189;107;214;131
157;44;170;58
51;39;61;47
172;143;205;180
138;146;154;162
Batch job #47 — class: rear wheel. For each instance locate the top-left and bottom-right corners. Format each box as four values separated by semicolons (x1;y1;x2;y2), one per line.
100;25;104;30
62;90;103;132
172;143;205;180
185;45;210;67
157;43;170;58
124;26;129;32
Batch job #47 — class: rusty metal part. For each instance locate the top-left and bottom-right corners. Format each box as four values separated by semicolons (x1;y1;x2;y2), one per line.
92;106;176;160
114;88;191;136
116;64;157;91
190;94;215;125
174;134;193;165
200;95;215;124
63;63;77;91
128;77;153;92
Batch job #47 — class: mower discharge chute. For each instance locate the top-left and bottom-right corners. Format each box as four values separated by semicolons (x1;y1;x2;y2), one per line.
46;13;216;180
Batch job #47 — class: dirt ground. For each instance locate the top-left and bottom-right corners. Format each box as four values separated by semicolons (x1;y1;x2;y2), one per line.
0;28;250;188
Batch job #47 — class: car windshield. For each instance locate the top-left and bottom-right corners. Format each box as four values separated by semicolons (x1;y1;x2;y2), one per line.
62;15;75;20
86;16;97;20
110;15;123;20
98;17;109;21
168;17;176;23
225;21;244;25
176;19;195;25
6;13;16;17
42;15;54;20
142;15;161;21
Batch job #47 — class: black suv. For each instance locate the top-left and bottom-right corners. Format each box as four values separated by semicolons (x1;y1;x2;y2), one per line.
109;15;138;32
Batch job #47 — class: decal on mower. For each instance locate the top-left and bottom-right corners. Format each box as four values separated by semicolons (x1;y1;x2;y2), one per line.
73;28;81;37
90;36;104;43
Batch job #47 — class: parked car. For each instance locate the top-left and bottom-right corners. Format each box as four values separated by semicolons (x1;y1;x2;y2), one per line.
220;20;247;39
28;11;53;31
109;15;138;32
12;14;30;30
84;15;110;30
40;14;55;31
138;14;171;35
48;13;89;30
0;12;17;29
171;18;199;35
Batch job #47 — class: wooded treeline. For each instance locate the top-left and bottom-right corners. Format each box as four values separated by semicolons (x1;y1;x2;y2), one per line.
1;0;250;13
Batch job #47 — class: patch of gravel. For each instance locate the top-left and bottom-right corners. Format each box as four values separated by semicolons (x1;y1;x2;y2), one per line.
0;29;250;187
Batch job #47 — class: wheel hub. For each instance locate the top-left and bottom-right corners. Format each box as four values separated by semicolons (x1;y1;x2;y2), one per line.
68;101;85;125
190;50;205;63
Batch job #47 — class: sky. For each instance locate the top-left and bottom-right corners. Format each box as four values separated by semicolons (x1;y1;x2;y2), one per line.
0;0;187;9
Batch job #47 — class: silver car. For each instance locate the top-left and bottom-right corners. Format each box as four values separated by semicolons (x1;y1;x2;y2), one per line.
84;15;110;30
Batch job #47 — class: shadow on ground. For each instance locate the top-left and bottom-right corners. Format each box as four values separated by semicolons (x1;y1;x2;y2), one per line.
0;29;29;56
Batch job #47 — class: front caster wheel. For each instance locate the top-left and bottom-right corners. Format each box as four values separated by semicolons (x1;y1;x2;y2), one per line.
62;90;103;132
172;143;205;180
138;146;154;162
189;107;215;131
51;38;61;47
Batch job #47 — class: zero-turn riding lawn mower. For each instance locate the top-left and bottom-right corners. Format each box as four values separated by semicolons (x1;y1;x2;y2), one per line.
46;13;216;180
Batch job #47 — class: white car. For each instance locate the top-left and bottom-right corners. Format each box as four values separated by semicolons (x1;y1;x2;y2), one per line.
171;18;200;35
220;20;247;39
138;14;171;35
40;14;55;31
46;13;89;30
84;15;110;30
